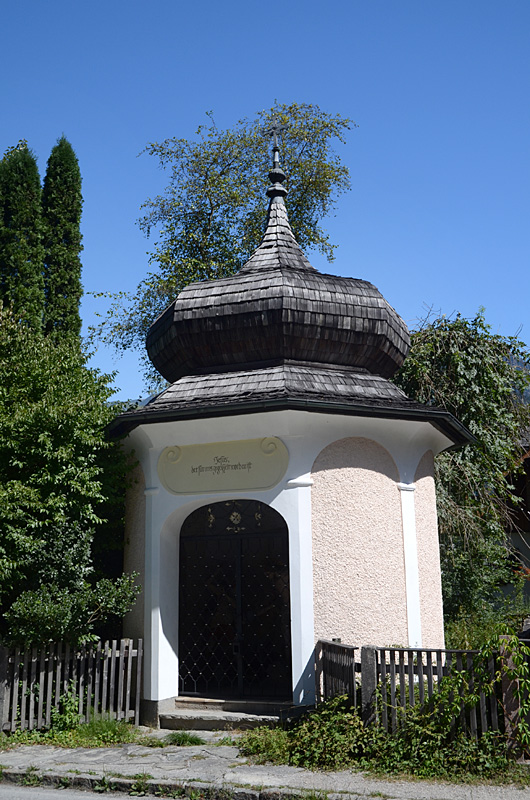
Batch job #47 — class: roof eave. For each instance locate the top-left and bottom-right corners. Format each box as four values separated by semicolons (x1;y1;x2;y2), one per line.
108;396;474;448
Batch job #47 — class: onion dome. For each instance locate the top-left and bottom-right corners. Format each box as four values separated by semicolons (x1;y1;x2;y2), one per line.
146;142;410;384
111;132;473;447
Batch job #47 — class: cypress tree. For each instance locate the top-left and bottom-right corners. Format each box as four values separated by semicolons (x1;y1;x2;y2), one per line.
42;136;83;337
0;141;45;330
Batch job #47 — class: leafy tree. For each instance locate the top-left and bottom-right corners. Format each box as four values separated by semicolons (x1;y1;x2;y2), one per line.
0;141;45;330
5;576;138;647
42;136;83;338
393;310;530;638
92;102;354;388
0;305;137;644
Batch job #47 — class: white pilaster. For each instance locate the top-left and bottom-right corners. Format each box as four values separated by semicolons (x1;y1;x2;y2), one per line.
143;485;160;700
397;483;422;647
280;476;316;705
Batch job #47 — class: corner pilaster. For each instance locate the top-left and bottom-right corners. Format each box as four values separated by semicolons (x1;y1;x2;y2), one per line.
397;482;422;647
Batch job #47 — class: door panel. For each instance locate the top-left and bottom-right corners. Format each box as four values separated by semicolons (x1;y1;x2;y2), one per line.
178;500;291;699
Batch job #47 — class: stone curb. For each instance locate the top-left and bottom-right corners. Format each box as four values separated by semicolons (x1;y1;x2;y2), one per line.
0;767;355;799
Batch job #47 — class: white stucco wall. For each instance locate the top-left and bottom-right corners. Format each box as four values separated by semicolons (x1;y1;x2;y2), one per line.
311;437;409;647
123;461;146;642
414;450;445;648
123;408;453;704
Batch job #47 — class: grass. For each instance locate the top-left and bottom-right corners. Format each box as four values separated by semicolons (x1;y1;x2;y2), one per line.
164;731;205;746
0;715;137;750
0;719;211;752
214;735;238;746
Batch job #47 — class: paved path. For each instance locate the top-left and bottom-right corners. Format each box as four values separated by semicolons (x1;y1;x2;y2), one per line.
0;733;529;799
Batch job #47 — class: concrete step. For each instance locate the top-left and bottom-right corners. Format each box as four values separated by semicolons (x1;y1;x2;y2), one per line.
160;696;294;730
159;708;279;731
173;696;290;715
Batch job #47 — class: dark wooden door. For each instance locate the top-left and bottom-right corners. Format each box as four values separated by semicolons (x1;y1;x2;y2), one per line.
178;500;292;699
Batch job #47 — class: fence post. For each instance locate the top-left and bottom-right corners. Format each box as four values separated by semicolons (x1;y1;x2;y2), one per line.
0;646;9;732
500;636;520;753
361;646;378;724
314;641;323;704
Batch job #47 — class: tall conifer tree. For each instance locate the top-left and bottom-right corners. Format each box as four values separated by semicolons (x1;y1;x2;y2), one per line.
42;136;83;337
0;141;45;330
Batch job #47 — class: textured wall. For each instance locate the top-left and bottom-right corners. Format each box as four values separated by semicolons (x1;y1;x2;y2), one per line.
123;462;146;641
414;450;445;648
311;437;408;647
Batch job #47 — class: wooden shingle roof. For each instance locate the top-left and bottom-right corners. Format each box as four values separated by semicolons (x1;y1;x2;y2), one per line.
146;174;410;384
113;148;472;447
109;362;472;445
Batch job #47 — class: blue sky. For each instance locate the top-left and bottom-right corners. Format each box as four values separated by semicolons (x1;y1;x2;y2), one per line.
2;0;529;400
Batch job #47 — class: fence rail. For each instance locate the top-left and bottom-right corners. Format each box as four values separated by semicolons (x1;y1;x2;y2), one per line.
315;640;359;706
0;638;143;732
315;640;502;737
375;646;499;736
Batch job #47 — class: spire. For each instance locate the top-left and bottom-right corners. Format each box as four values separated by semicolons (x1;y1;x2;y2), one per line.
238;119;317;273
266;118;288;201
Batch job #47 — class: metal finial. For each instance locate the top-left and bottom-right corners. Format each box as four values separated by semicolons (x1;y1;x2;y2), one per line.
267;118;288;159
265;117;288;199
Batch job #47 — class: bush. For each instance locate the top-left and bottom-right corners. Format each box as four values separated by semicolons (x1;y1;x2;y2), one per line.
5;575;139;647
240;696;512;779
241;636;530;781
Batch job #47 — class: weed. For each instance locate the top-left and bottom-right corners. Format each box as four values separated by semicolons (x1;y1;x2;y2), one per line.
0;715;136;749
239;635;530;783
215;789;235;800
22;765;41;786
240;693;521;780
240;725;290;765
93;775;112;793
77;715;137;745
130;771;154;795
215;735;237;746
137;734;168;747
165;730;205;746
50;681;80;731
298;794;329;800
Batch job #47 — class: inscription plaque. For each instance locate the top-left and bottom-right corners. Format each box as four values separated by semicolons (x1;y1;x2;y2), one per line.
157;437;289;495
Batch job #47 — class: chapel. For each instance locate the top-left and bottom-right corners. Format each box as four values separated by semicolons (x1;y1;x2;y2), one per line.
111;133;472;722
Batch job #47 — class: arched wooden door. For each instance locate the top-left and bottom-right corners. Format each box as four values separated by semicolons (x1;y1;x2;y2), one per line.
178;499;292;699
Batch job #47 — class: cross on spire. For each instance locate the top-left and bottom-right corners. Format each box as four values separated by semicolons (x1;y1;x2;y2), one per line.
266;117;288;168
265;116;288;200
266;117;288;150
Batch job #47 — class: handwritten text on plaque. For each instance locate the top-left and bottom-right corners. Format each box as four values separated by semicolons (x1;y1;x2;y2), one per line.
158;437;289;495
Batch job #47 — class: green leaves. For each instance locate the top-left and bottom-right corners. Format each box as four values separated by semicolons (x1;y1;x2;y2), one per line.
91;102;354;389
241;636;530;777
0;306;136;643
393;310;530;626
5;575;140;646
0;142;45;330
42;136;83;338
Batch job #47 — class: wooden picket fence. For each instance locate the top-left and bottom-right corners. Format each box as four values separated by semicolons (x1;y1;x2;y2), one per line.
316;640;504;737
315;639;360;706
375;646;499;736
0;639;143;732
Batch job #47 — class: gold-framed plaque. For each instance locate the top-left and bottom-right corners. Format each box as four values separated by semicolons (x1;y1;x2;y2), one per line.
157;437;289;495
